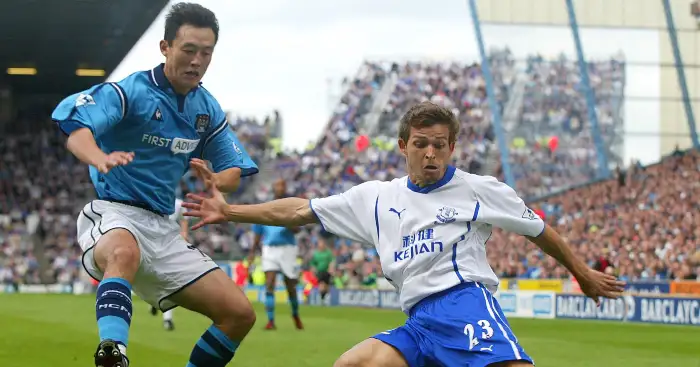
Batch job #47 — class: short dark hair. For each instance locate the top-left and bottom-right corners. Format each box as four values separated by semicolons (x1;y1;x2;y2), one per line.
164;2;219;44
398;102;460;144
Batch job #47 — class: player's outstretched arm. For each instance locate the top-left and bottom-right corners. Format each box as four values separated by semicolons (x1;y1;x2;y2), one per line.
183;160;318;230
475;176;624;305
185;193;317;230
526;225;625;305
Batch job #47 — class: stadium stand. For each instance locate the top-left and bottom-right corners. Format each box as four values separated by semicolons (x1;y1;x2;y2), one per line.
508;53;627;200
1;52;697;294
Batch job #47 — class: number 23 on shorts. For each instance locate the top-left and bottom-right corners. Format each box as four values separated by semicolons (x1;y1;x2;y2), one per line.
464;319;494;351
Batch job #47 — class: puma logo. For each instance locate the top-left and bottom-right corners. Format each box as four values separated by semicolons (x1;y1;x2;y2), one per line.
389;208;405;219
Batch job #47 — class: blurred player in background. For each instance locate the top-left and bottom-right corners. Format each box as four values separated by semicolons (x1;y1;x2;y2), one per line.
310;234;334;303
248;179;303;330
149;197;189;331
51;3;258;366
184;101;625;367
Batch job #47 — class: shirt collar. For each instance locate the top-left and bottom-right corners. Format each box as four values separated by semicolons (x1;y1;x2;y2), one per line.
407;165;456;194
149;63;201;93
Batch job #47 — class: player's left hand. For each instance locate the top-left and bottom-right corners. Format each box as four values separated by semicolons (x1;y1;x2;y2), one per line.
577;267;626;306
189;158;216;190
183;160;230;230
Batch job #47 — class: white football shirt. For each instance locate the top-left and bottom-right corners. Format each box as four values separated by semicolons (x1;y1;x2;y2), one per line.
310;166;545;313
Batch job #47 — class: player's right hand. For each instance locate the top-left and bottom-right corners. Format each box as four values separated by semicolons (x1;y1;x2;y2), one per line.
183;160;230;230
577;267;626;306
95;151;135;174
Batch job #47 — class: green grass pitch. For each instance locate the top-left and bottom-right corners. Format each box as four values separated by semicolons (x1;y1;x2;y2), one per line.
0;294;698;366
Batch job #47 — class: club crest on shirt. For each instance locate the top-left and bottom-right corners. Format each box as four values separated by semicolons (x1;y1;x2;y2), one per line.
195;114;210;133
435;206;458;224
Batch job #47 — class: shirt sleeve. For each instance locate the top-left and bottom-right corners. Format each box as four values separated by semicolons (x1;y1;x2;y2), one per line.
51;82;127;138
309;181;380;245
251;224;264;236
201;116;259;177
473;176;545;237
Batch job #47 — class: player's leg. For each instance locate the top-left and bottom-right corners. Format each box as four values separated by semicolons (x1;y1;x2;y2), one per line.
263;271;278;329
167;269;255;367
260;245;281;329
283;275;303;329
334;327;424;367
91;229;140;366
317;271;330;301
78;202;141;367
280;246;302;329
162;309;174;331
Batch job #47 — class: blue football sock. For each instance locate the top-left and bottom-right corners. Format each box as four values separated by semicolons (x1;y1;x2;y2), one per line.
265;292;275;322
289;292;299;317
96;278;133;353
186;325;240;367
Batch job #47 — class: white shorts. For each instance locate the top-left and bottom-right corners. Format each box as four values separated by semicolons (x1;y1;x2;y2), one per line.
77;200;219;311
261;245;299;279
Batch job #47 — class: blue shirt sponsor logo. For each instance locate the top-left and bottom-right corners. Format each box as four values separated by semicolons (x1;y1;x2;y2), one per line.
395;228;444;262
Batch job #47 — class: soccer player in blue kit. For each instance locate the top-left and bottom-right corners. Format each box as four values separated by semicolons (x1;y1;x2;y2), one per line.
51;3;258;367
183;101;626;367
248;179;304;331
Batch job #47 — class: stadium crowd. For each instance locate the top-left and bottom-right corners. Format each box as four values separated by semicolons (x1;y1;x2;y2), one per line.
1;51;698;293
509;52;626;199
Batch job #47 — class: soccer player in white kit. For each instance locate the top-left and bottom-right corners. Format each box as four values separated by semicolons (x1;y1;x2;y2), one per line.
183;102;626;367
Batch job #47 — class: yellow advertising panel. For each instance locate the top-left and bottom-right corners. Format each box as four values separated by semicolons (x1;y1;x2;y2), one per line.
516;279;563;292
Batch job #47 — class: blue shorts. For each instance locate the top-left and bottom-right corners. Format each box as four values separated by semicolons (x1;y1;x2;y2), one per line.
372;282;533;367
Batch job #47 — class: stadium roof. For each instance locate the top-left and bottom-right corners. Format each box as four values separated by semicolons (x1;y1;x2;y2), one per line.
0;0;169;95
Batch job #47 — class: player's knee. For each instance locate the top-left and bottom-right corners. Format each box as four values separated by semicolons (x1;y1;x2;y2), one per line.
333;351;367;367
94;230;140;275
106;242;140;270
218;299;256;333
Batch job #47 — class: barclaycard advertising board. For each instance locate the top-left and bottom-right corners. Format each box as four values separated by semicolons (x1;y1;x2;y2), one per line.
630;296;700;326
555;294;634;321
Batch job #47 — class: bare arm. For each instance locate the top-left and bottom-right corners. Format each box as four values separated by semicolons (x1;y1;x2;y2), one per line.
225;197;318;227
526;224;588;280
66;128;133;173
213;167;242;193
66;128;109;167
